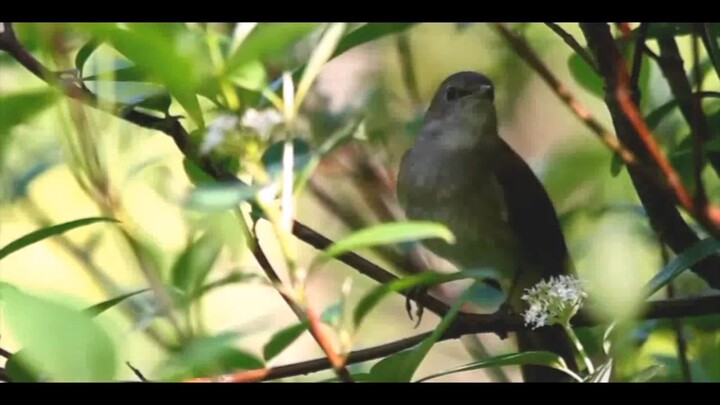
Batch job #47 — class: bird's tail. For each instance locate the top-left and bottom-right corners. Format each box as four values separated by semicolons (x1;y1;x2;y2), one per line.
516;326;577;382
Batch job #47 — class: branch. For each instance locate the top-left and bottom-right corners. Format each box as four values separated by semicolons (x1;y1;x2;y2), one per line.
188;294;720;382
655;34;720;176
125;362;148;382
579;23;720;289
250;231;354;382
544;23;596;70
630;23;649;87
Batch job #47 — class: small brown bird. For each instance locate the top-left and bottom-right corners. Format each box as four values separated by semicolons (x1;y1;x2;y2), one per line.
396;71;577;382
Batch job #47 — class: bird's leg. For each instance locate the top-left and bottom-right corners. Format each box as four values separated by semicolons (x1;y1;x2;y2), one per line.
405;286;427;328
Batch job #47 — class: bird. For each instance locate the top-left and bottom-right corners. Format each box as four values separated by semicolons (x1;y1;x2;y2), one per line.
396;71;577;382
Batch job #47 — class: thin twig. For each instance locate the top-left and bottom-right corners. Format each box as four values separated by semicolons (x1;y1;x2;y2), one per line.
492;24;650;182
630;23;649;87
656;35;720;176
544;23;596;70
0;347;12;359
691;24;707;207
396;33;422;105
665;284;692;382
126;362;149;382
249;230;353;382
186;294;720;382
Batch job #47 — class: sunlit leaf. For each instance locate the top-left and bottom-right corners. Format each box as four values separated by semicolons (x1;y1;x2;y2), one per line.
294;23;347;114
1;286;117;381
585;359;613;382
5;349;39;382
186;183;260;212
568;52;603;99
79;23;206;127
262;321;309;361
170;233;223;300
0;217;117;261
415;351;572;382
644;237;720;296
83;289;150;318
321;221;454;261
631;364;664;382
224;23;318;76
333;23;417;58
353;269;497;329
261;138;312;177
160;331;264;380
0;89;58;137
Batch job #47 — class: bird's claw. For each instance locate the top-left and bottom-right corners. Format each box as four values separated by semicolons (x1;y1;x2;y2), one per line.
405;286;427;328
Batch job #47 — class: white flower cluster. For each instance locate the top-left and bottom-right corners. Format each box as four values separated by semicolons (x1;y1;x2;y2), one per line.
521;275;587;329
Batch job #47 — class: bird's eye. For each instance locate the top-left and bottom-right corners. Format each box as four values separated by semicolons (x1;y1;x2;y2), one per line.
445;86;461;101
485;86;495;101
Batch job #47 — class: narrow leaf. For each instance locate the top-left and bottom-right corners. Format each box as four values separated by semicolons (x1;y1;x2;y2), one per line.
224;23;318;76
170;233;223;299
262;321;309;361
631;364;664;382
1;287;117;381
186;183;261;212
333;23;417;58
416;351;571;382
321;221;454;261
83;288;149;317
644;237;720;296
353;269;497;328
0;217;117;261
585;359;613;382
294;23;347;113
0;89;58;137
568;52;603;99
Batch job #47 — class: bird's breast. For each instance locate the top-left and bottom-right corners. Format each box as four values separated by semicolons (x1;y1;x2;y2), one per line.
398;151;520;278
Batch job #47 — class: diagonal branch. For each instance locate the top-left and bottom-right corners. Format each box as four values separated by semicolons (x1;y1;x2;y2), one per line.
544;23;596;70
579;23;720;289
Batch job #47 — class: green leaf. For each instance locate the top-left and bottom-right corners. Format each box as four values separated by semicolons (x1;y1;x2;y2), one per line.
365;349;418;382
415;351;572;382
0;89;58;137
645;92;720;129
170;233;223;300
631;364;664;382
224;23;319;76
193;272;262;301
5;349;40;382
261;138;312;177
83;289;150;318
610;152;624;177
262;321;309;361
0;217;117;261
568;52;603;99
228;60;267;91
79;23;206;128
644;237;720;296
353;269;497;329
702;24;720;78
1;286;117;381
321;221;454;261
183;158;216;185
160;331;264;380
333;23;417;58
74;39;102;75
294;23;347;113
186;183;260;212
585;359;613;382
465;280;506;308
372;280;479;382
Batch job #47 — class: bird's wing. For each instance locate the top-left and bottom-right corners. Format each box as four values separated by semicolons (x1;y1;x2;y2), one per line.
494;139;571;280
494;139;578;382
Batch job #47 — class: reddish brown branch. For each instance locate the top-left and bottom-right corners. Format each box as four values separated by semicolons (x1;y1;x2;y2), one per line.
306;305;354;382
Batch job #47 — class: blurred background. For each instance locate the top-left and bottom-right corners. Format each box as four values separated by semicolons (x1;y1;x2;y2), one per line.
1;23;719;382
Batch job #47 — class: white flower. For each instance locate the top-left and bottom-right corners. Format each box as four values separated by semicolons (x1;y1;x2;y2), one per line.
241;108;283;139
521;275;587;329
201;114;239;154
